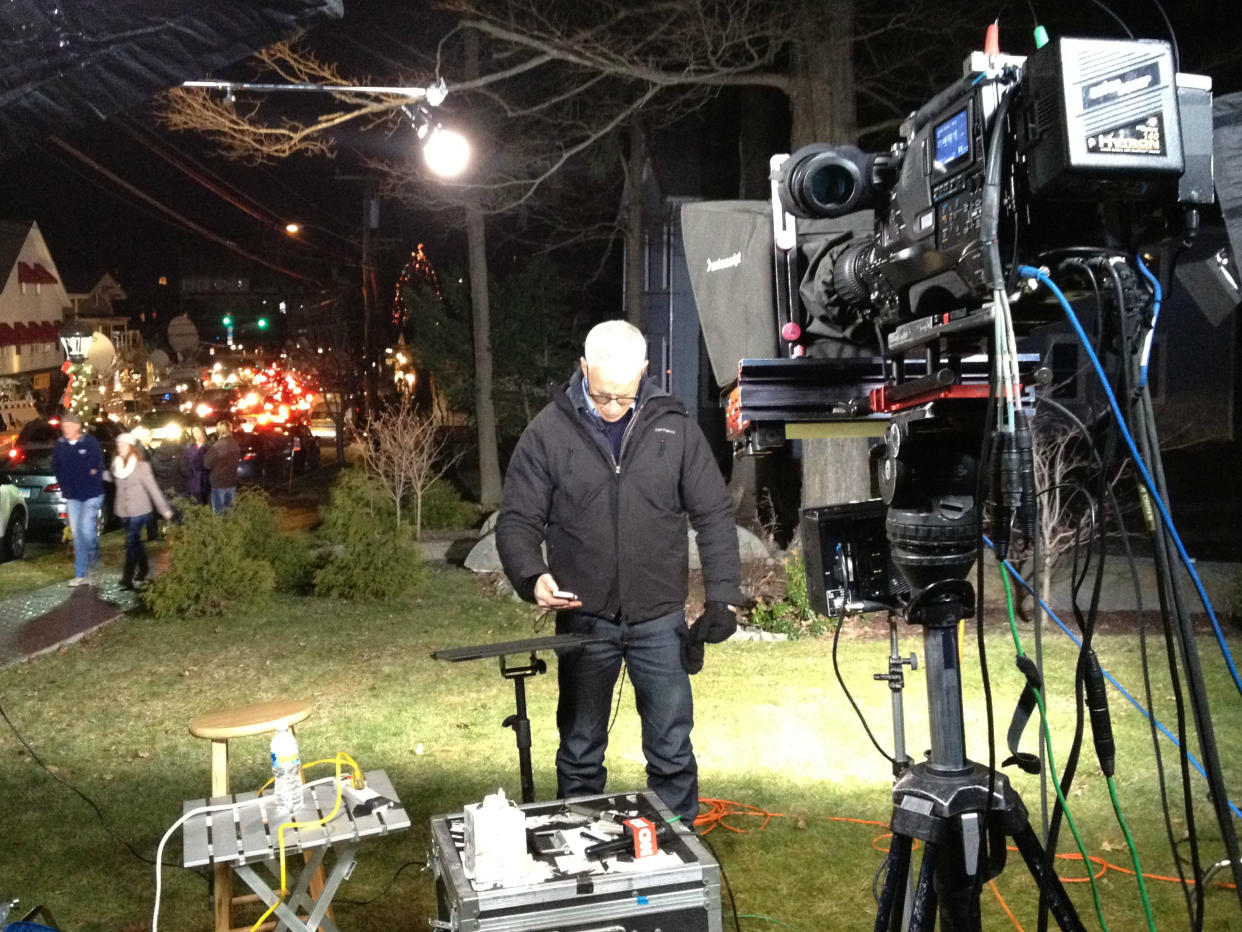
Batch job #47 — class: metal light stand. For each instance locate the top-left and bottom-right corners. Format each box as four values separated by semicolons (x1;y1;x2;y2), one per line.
874;609;918;931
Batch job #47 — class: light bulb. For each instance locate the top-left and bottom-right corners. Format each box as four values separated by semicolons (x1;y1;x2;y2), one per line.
422;126;470;178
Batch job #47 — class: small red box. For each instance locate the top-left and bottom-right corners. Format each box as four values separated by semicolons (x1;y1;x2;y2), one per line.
625;816;659;858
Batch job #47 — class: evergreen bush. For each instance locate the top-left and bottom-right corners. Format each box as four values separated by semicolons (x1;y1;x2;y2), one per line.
315;468;424;600
144;492;314;617
418;478;478;531
144;499;277;618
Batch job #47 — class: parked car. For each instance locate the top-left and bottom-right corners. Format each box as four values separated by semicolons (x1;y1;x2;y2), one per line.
0;416;124;537
0;474;28;560
236;423;322;486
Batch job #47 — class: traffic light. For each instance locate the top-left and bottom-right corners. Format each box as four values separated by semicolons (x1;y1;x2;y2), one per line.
257;318;269;329
222;315;232;326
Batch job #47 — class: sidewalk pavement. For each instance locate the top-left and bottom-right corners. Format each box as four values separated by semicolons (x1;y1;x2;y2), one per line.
0;572;142;668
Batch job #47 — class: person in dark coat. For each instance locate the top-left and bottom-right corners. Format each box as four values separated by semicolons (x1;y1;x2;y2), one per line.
181;424;209;505
496;320;743;825
203;420;240;512
51;411;105;587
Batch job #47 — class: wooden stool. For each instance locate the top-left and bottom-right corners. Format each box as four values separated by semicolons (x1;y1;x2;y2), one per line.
189;699;313;932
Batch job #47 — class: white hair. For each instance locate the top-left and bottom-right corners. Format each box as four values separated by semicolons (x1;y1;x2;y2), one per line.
583;320;647;372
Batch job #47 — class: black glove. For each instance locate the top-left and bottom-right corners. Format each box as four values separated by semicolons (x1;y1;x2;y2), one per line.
680;602;737;675
692;601;738;644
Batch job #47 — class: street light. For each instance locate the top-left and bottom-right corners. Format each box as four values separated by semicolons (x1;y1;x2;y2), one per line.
59;315;93;363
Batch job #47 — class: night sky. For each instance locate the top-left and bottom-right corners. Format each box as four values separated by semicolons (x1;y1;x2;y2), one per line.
0;0;1235;331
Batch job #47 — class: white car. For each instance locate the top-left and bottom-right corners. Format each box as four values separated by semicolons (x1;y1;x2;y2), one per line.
0;475;28;560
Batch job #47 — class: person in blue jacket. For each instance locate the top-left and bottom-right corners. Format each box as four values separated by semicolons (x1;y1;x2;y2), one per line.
51;411;105;587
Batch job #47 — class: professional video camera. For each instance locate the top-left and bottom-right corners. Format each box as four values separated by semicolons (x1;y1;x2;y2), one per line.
685;35;1214;454
685;34;1242;930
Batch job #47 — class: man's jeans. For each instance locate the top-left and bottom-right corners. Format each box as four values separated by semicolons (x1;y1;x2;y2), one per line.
554;610;699;824
210;486;235;513
65;495;104;579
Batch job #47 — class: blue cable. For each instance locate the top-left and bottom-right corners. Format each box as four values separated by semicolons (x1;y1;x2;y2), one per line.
983;535;1242;821
1017;264;1242;698
1133;254;1163;390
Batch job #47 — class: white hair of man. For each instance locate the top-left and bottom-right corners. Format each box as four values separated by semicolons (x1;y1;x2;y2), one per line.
583;320;648;376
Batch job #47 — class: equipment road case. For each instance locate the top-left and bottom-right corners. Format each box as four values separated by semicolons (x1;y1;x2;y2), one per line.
429;790;722;931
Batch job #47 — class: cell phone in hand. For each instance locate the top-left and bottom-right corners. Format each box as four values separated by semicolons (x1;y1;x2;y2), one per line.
553;589;578;601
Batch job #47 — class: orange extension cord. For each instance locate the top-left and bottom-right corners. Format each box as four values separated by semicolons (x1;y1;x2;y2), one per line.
694;797;1235;932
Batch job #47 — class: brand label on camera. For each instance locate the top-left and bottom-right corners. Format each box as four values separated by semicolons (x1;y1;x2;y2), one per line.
1081;62;1160;110
625;817;659;858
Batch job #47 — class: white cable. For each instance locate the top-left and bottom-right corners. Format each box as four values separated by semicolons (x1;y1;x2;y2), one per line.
151;775;341;932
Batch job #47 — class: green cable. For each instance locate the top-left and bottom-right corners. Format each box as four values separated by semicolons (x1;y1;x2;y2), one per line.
737;915;799;931
999;564;1111;932
1106;775;1157;931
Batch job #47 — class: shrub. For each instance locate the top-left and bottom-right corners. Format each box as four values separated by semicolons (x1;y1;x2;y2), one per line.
314;468;424;600
144;492;314;617
418;478;478;531
145;499;277;618
748;553;832;639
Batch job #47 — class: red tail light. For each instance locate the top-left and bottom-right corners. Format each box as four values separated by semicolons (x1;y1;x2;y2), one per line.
43;482;60;493
243;451;257;460
7;448;23;464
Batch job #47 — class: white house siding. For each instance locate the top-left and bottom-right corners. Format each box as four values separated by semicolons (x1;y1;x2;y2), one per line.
0;221;68;378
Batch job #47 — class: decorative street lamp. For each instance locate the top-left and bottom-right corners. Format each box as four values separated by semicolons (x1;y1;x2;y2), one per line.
59;315;93;363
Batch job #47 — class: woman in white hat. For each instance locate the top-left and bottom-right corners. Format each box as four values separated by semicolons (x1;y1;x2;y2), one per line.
112;433;173;589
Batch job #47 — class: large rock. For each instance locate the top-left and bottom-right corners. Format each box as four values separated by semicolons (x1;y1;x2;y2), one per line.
689;526;771;568
464;531;503;573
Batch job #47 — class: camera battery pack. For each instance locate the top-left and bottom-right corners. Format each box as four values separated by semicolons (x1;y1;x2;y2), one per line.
1018;37;1184;198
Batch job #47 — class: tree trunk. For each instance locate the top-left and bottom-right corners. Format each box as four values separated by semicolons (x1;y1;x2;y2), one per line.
787;0;870;509
788;0;859;146
622;119;646;326
467;205;503;506
464;27;504;508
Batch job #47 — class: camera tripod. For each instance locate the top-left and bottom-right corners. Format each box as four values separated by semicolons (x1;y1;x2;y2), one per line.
866;403;1085;931
872;579;1085;932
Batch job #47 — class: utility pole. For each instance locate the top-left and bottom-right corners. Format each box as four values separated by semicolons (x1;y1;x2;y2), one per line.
361;181;376;419
341;174;379;420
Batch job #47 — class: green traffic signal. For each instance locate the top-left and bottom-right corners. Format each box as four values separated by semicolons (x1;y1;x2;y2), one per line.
257;318;269;329
222;315;232;326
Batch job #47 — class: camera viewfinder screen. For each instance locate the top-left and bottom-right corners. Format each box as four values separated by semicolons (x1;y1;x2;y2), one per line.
934;109;970;168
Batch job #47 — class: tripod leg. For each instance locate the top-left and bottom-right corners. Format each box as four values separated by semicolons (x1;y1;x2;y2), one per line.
909;840;939;932
1011;822;1088;932
875;834;913;932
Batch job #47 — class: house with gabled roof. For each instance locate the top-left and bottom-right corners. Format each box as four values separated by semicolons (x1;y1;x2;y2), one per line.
0;220;69;384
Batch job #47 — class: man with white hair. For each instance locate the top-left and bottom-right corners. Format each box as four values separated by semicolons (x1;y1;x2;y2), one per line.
497;319;742;825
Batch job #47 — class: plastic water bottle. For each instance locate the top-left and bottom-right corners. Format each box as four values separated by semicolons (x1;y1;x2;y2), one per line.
270;726;302;818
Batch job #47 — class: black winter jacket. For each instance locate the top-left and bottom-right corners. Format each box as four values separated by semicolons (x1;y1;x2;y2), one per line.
496;372;742;622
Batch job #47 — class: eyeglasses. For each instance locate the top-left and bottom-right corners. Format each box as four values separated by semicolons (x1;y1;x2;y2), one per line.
587;391;637;408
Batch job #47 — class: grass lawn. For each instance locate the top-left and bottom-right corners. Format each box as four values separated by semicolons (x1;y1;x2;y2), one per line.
1;566;1240;931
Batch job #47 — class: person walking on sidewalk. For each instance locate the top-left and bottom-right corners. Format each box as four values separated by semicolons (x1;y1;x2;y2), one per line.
51;411;105;588
203;420;240;512
112;433;173;589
